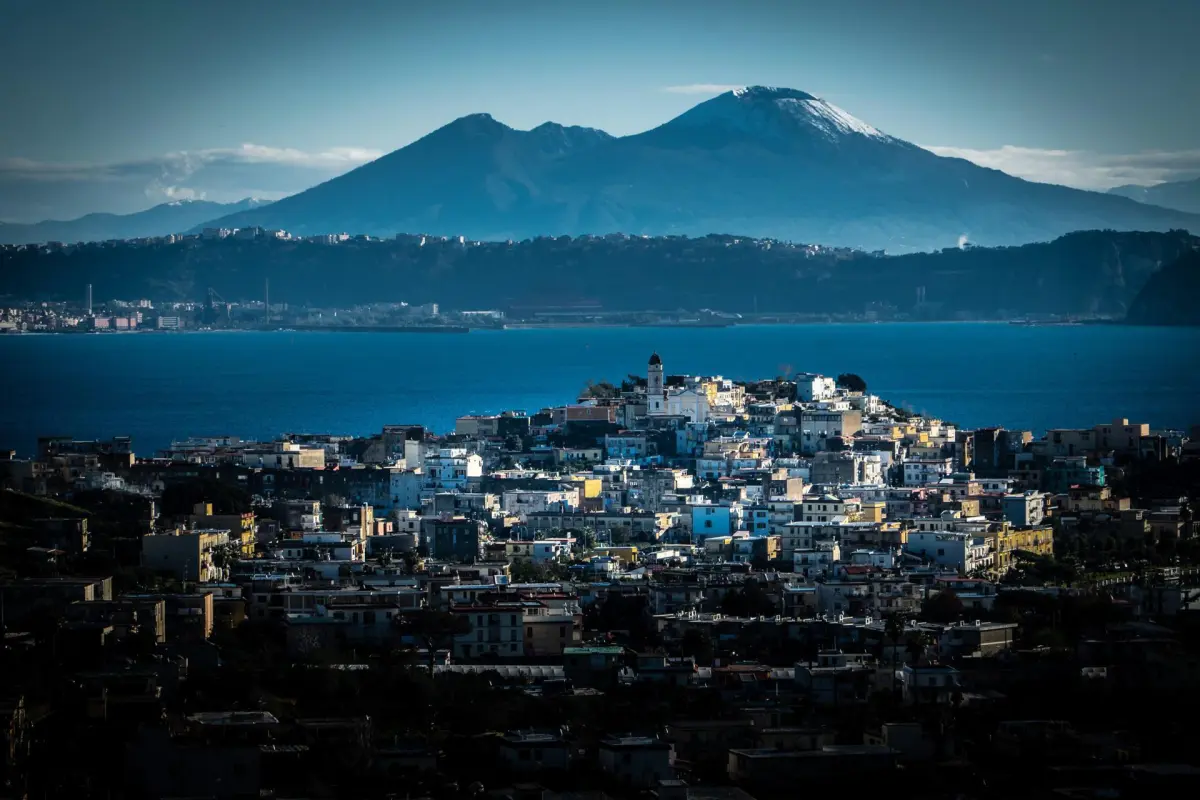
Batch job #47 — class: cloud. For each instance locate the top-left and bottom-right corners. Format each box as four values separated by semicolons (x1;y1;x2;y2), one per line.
923;144;1200;191
161;186;205;201
661;84;743;95
0;144;382;184
0;144;383;222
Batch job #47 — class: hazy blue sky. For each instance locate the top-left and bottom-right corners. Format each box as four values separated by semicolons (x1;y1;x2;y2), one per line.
2;0;1198;221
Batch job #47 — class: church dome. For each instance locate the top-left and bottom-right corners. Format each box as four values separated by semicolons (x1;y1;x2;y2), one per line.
648;352;662;366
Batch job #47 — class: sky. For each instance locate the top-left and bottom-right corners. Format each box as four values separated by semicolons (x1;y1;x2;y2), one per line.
1;0;1198;222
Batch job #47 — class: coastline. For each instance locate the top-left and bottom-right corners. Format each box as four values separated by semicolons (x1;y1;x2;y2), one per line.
5;317;1154;335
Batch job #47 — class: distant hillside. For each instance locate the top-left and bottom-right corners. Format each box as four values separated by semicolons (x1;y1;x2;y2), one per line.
0;198;271;246
1109;177;1200;215
3;229;1196;319
1125;249;1200;326
198;86;1200;252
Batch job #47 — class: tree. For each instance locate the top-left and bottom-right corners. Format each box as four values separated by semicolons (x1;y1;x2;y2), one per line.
680;629;714;665
509;560;570;583
836;373;868;393
582;380;619;400
920;590;964;624
620;374;648;392
905;630;933;665
570;527;597;551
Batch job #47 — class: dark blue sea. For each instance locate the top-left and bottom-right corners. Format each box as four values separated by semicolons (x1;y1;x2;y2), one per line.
3;324;1199;456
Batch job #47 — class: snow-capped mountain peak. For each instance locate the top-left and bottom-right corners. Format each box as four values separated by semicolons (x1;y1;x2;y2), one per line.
774;96;891;141
661;85;896;145
732;86;817;101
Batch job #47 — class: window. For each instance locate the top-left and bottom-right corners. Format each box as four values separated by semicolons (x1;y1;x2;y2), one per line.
510;614;517;625
510;643;517;652
527;626;533;638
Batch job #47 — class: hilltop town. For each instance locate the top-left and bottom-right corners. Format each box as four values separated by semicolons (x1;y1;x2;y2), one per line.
1;355;1199;798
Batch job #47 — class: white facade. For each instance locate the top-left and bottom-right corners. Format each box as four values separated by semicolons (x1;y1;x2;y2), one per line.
666;388;710;423
793;543;840;579
905;532;990;574
800;495;859;523
424;448;483;490
1002;492;1046;528
389;470;423;510
903;458;954;487
647;353;666;416
795;372;837;402
846;549;899;569
501;489;579;519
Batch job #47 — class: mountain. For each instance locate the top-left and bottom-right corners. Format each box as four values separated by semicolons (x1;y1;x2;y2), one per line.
0;198;271;245
1109;177;1200;214
1125;249;1200;325
198;87;1199;252
4;228;1195;320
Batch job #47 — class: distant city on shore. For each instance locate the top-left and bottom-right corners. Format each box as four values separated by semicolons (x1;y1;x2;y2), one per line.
3;228;1199;330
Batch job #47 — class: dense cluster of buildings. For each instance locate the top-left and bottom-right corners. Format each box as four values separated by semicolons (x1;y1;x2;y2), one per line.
1;354;1198;798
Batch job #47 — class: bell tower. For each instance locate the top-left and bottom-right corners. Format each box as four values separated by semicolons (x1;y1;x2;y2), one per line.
647;352;666;416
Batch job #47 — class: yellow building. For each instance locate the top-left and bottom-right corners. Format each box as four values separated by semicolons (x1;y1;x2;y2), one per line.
186;503;257;558
568;477;603;500
592;546;639;565
989;525;1054;576
856;502;885;524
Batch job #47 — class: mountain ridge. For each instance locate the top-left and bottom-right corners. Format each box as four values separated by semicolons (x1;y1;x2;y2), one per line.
4;228;1195;321
196;86;1200;251
1109;177;1200;215
0;198;271;246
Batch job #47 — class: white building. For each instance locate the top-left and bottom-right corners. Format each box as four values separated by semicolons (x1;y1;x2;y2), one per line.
501;489;579;520
794;542;840;579
903;458;954;487
1002;491;1046;528
389;470;423;510
795;372;838;402
905;531;990;575
666;388;710;423
277;532;365;562
800;495;860;523
424;448;483;491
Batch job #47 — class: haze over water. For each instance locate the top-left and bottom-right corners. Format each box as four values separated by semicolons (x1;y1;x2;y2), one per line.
4;323;1199;456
